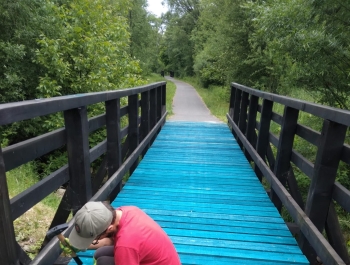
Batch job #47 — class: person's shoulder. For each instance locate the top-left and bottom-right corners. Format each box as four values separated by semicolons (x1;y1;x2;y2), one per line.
120;205;141;212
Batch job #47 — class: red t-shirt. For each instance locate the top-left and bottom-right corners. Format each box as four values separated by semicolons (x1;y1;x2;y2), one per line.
113;206;181;265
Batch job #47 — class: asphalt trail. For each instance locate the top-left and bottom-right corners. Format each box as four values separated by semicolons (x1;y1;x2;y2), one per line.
166;77;222;123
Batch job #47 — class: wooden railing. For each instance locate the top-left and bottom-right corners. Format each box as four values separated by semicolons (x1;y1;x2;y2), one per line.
227;82;350;265
0;82;167;265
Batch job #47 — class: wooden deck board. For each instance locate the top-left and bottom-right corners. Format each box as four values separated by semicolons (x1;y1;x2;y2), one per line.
69;121;308;264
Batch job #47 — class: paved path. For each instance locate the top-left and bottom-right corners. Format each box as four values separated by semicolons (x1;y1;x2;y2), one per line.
166;77;222;123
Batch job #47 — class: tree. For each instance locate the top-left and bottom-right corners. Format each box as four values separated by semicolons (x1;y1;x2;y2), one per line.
248;0;350;108
0;0;57;103
129;0;163;74
35;0;143;98
161;0;200;77
192;0;254;87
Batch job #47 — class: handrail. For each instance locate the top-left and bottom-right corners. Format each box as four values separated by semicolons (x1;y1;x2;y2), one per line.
31;112;167;265
228;114;345;265
228;82;350;265
0;81;167;265
232;82;350;126
0;82;164;126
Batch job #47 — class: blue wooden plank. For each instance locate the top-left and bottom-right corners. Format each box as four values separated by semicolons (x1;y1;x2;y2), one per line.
120;186;269;198
170;236;303;254
175;244;308;263
78;121;309;265
125;181;267;193
137;213;289;231
162;228;298;245
127;175;267;188
155;221;293;237
114;198;280;216
115;193;274;206
139;208;287;225
68;256;94;265
179;253;307;265
135;163;255;173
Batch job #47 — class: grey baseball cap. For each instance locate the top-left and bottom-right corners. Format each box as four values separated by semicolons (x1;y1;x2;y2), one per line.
69;201;113;249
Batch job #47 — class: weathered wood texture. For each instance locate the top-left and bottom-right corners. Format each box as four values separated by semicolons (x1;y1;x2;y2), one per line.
106;99;122;201
128;94;140;175
69;122;309;265
228;82;350;265
0;82;166;265
0;147;20;265
270;106;299;212
64;107;92;213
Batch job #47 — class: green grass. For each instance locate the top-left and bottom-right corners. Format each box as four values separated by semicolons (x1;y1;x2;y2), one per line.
6;162;61;258
7;162;61;208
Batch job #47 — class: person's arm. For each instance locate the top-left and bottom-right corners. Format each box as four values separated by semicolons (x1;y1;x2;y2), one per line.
115;246;140;265
88;237;114;250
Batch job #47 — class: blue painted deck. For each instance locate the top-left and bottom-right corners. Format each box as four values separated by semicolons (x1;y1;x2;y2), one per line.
69;122;308;265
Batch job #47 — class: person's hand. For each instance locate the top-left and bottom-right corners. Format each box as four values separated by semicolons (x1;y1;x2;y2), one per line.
59;238;80;256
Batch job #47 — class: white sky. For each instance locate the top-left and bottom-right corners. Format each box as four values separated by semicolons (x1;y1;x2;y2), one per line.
147;0;168;17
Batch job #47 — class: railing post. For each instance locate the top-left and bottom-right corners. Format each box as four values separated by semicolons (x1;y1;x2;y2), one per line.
254;99;273;182
128;94;139;174
238;91;249;150
161;84;166;116
150;88;157;129
325;202;350;263
246;95;258;149
299;120;347;262
270;106;299;211
156;85;162;122
141;91;150;143
0;147;20;265
106;99;122;200
232;88;242;140
64;107;92;213
233;89;242;125
229;84;236;119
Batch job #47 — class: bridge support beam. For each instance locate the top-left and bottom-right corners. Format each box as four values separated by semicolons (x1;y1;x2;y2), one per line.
255;99;273;182
270;106;299;212
246;95;258;160
64;107;92;214
0;147;20;265
106;99;122;201
299;120;347;263
128;94;139;175
238;91;249;150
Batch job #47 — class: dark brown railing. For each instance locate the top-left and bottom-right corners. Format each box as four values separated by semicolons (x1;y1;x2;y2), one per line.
0;82;166;265
227;82;350;265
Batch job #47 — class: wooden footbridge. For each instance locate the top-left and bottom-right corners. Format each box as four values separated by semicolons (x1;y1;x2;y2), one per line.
1;81;350;265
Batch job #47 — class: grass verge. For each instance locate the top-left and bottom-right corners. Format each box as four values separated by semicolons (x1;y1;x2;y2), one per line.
7;162;62;259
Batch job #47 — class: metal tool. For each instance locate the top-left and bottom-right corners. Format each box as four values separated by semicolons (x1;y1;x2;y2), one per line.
46;223;83;265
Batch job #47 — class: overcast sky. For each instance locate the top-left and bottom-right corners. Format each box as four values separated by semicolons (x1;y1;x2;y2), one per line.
147;0;168;17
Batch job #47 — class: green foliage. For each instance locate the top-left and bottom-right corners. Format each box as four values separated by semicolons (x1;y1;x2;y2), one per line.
0;0;53;103
162;0;350;108
129;0;163;74
35;0;143;98
246;0;350;107
161;0;200;77
192;0;254;87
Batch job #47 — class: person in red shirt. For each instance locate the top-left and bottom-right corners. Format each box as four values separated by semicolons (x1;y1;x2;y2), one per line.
68;201;181;265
